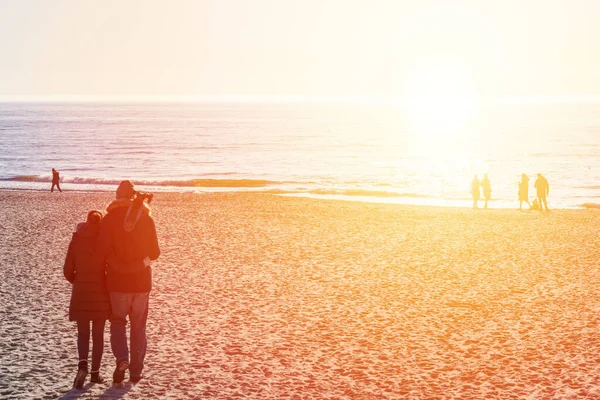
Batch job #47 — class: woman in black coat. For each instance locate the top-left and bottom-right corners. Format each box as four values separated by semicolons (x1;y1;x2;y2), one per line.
64;210;110;387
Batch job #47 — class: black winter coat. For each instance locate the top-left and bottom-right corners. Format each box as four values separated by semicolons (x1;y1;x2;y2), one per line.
97;199;160;293
64;223;111;321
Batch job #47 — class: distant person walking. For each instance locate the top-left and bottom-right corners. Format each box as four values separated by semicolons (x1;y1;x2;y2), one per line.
64;210;111;388
51;168;62;192
97;180;160;385
471;175;481;209
534;173;549;211
481;174;492;209
518;173;531;210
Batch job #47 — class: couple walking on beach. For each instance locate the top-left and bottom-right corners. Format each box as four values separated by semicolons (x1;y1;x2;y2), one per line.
63;180;160;388
471;174;491;209
519;173;550;211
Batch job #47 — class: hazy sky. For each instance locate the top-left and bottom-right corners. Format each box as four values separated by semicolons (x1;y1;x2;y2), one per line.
1;0;599;99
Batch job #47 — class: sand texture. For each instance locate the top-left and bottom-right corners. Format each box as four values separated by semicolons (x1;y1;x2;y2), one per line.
1;191;600;399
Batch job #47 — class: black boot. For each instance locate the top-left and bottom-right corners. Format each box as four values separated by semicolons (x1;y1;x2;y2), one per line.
90;370;105;384
112;359;129;385
73;360;88;389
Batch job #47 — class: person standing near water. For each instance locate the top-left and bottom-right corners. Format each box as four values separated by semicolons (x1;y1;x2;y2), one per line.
534;173;550;211
519;174;531;210
471;175;481;209
481;174;491;209
51;168;62;192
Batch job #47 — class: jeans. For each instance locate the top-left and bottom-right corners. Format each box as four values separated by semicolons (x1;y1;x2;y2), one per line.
77;319;106;372
109;292;149;377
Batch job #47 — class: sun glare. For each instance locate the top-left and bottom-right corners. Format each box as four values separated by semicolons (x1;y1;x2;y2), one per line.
404;64;478;140
400;64;481;201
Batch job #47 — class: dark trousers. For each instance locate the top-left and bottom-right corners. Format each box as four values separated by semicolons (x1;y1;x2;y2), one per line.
110;292;149;377
51;182;62;192
77;319;106;372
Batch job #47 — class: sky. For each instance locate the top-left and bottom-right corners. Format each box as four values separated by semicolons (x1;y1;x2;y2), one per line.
1;0;599;101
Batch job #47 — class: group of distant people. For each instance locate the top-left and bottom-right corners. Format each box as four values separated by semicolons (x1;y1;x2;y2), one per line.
471;174;492;209
471;173;550;210
525;173;550;211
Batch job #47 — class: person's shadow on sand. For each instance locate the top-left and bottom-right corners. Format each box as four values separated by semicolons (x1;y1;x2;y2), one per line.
58;382;134;400
57;383;93;400
97;383;135;399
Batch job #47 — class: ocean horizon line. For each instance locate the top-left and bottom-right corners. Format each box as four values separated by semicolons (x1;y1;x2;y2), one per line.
4;94;600;105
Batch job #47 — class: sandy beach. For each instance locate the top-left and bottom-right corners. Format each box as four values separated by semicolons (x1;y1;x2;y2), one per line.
1;191;600;399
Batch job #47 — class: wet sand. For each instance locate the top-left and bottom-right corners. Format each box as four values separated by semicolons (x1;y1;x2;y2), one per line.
1;191;600;399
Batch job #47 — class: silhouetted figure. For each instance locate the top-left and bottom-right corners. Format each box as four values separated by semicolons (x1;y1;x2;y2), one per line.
481;174;491;209
471;175;481;209
51;168;62;192
534;173;549;211
518;174;531;210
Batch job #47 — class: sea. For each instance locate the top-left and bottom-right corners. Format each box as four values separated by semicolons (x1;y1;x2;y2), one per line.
1;101;600;209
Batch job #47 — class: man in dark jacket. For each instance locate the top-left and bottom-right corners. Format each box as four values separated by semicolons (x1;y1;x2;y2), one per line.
97;180;160;384
534;173;550;211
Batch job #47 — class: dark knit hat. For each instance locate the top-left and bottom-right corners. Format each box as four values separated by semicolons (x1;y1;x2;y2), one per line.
116;180;135;199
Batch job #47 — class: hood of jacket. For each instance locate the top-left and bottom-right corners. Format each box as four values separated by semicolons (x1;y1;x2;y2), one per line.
106;198;151;232
75;222;100;238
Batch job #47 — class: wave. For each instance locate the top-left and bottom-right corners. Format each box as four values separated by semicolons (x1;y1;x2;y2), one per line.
576;186;600;190
0;176;432;198
188;179;275;187
0;175;280;188
2;175;41;182
121;151;155;155
307;188;430;198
